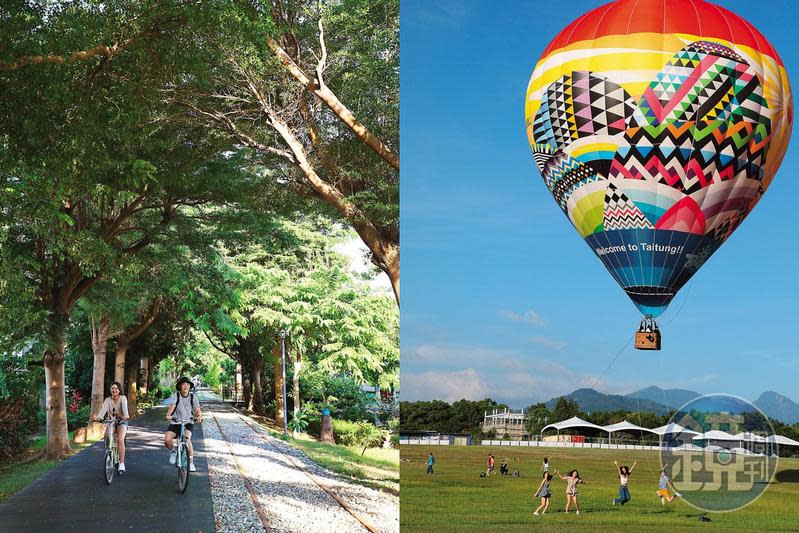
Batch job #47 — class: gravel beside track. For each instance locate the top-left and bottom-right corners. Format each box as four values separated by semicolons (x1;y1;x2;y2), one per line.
203;400;399;533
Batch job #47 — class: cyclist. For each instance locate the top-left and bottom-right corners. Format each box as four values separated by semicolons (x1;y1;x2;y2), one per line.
164;376;203;472
96;381;130;473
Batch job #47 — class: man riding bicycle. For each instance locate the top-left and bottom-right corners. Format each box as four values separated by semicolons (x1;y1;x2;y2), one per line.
164;376;203;472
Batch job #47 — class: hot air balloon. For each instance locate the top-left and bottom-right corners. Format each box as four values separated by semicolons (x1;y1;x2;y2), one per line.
525;0;792;349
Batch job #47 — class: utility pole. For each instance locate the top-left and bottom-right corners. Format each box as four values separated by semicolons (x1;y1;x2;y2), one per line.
280;330;288;435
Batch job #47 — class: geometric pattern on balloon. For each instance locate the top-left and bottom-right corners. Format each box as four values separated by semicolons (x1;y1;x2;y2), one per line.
566;180;607;238
603;181;654;231
611;40;772;194
634;41;770;128
654;196;706;235
711;209;748;242
688;178;761;240
609;119;769;194
543;151;602;210
532;71;636;155
614;179;685;227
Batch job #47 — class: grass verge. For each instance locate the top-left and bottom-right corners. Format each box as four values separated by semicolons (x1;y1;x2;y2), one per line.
0;430;101;503
245;413;399;494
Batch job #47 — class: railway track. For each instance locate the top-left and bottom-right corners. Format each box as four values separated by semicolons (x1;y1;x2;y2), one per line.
206;401;383;532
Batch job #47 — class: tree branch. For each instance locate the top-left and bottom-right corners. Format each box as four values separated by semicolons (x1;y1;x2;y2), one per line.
203;329;237;359
0;31;156;71
264;34;399;170
124;297;162;342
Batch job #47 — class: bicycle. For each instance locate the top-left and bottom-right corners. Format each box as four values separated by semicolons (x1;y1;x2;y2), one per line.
172;417;195;493
98;418;122;484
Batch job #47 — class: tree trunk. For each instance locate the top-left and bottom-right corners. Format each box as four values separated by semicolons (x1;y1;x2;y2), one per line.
114;339;128;385
146;356;154;394
273;343;285;427
384;243;400;306
140;357;149;395
252;356;264;414
87;314;110;440
241;361;253;412
44;317;70;459
126;363;138;417
235;362;242;402
292;359;302;415
320;414;335;444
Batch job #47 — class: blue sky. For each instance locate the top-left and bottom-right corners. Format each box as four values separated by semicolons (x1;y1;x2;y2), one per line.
400;0;799;407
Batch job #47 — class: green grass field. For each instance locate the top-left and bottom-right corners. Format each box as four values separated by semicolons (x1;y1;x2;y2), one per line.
0;430;99;502
400;445;799;532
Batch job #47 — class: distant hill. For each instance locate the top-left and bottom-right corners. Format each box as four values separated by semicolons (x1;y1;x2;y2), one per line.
754;391;799;425
626;386;700;410
544;388;670;416
542;387;799;425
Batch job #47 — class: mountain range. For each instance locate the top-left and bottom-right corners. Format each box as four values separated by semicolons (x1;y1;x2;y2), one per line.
543;386;799;424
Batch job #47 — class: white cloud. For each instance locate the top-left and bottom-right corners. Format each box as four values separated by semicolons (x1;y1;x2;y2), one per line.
401;368;490;403
409;1;475;31
531;336;567;351
401;341;631;405
500;309;545;327
406;344;513;363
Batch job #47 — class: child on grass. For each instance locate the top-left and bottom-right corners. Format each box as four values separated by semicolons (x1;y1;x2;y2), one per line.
656;469;682;504
533;472;554;515
558;469;586;514
612;460;637;505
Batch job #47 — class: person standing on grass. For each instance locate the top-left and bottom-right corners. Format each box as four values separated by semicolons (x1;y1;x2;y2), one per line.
426;452;435;474
558;469;585;514
486;453;495;475
543;456;549;473
656;469;682;504
612;460;637;505
533;472;554;515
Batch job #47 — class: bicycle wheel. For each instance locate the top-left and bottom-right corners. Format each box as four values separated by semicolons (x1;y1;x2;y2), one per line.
104;450;114;484
177;442;190;493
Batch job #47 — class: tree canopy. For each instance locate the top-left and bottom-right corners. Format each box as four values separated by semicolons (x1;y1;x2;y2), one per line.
0;0;398;460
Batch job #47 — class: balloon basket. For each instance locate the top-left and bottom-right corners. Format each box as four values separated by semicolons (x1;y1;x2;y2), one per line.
635;316;661;350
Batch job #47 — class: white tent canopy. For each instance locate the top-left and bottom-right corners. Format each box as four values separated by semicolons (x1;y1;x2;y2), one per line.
730;447;755;455
733;432;767;443
672;443;703;451
541;416;609;434
650;423;700;436
692;430;738;441
604;420;659;435
767;434;799;446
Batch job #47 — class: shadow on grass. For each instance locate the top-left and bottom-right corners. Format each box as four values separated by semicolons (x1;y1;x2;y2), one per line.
775;469;799;483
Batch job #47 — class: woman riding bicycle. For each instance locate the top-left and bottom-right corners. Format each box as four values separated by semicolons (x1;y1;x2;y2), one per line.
96;381;130;473
164;376;202;472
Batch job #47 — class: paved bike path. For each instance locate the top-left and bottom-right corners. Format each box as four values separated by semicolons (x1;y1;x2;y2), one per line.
0;400;216;532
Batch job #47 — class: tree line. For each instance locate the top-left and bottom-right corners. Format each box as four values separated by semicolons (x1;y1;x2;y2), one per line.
400;397;799;454
0;0;398;460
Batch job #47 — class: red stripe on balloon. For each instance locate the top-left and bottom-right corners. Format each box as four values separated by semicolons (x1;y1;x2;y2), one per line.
542;0;783;67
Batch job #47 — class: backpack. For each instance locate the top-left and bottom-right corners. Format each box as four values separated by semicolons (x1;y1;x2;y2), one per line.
174;392;195;417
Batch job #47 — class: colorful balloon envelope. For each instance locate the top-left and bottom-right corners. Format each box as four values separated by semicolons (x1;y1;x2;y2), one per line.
526;0;792;317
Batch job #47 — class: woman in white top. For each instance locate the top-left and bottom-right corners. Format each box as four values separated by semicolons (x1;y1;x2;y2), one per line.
612;460;637;505
96;381;130;473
